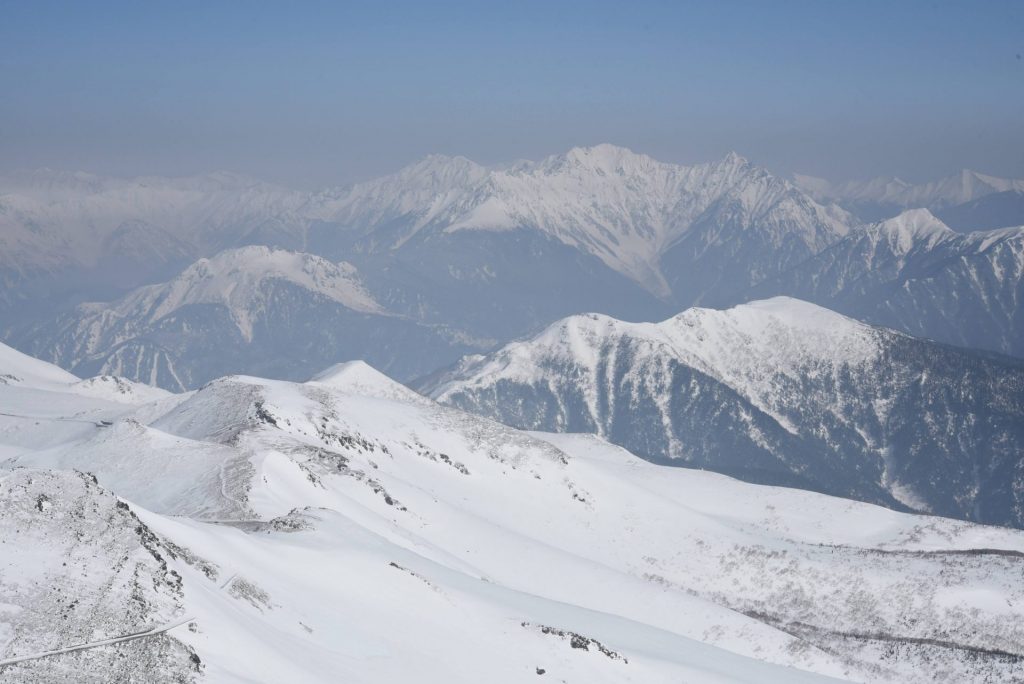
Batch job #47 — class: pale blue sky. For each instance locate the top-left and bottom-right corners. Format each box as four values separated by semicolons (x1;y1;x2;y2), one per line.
1;0;1022;186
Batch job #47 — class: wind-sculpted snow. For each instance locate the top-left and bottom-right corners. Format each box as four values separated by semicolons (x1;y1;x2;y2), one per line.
749;209;1024;358
0;348;1023;682
426;297;1024;529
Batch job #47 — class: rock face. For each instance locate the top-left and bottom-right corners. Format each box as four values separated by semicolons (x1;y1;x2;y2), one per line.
748;209;1024;358
424;297;1024;528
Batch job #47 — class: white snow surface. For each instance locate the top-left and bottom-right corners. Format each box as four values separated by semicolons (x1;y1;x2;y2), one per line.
2;346;1023;683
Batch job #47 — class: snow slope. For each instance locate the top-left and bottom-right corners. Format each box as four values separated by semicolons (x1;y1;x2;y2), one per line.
1;348;1022;682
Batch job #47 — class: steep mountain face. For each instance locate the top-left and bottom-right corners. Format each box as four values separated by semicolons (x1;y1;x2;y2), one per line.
424;297;1024;528
795;169;1024;222
2;347;1023;683
658;170;847;306
304;145;850;344
15;246;478;390
309;145;849;301
748;209;1024;358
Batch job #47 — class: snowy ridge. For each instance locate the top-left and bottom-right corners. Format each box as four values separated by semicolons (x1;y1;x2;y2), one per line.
0;339;172;405
426;297;1024;528
63;245;382;344
748;209;1024;357
312;144;850;294
0;339;80;387
433;297;881;429
307;154;489;235
124;246;384;341
21;246;479;391
2;351;1023;682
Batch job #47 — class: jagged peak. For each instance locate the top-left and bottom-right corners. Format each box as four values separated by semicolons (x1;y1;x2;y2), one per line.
718;150;750;168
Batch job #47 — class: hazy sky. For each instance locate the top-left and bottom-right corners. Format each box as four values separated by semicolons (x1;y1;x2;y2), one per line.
2;0;1022;187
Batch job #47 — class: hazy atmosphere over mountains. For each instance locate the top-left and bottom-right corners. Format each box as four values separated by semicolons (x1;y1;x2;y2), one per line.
2;2;1023;682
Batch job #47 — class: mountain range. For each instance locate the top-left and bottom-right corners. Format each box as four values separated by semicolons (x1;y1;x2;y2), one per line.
424;297;1024;529
749;209;1024;358
5;146;1024;393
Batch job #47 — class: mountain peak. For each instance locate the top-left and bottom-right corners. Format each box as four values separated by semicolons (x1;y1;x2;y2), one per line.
143;247;383;341
873;208;953;251
719;150;750;168
307;360;428;403
554;143;654;169
405;153;484;175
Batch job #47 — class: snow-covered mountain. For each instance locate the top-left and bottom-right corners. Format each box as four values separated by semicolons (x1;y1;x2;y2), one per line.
1;345;1022;682
3;146;861;381
424;297;1024;529
795;169;1024;222
1;146;851;302
307;144;850;301
14;246;480;390
748;209;1024;358
6;148;1024;394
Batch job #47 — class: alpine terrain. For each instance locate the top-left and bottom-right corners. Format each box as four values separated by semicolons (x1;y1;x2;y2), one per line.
748;209;1024;358
424;297;1024;528
1;344;1023;682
